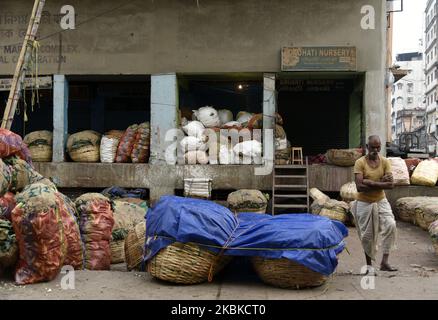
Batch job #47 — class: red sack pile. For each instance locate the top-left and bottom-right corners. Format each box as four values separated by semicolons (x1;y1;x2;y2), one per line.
75;193;114;270
0;192;16;221
56;192;84;270
115;124;138;163
12;183;66;284
0;129;32;165
131;122;150;163
404;158;422;177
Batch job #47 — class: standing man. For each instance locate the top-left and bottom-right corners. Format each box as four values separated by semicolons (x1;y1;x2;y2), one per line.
352;135;398;273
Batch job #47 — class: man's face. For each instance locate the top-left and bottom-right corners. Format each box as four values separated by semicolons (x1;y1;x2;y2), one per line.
367;140;381;159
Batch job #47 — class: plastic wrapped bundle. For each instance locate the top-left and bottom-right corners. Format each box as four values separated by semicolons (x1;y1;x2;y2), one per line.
388;157;410;186
317;199;349;223
115;125;138;163
75;193;114;270
23;130;53;162
67;130;101;162
12;183;66;284
193;106;221;128
100;136;119;163
410;160;438;187
131;122;151;163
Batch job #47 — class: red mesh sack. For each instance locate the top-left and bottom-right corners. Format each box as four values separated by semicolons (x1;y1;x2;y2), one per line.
115;125;138;163
131;122;150;163
56;193;84;270
12;183;66;285
75;193;114;270
0;129;32;165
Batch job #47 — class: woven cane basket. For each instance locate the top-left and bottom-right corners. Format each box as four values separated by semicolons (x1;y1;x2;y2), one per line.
251;257;328;289
319;208;347;223
69;146;100;162
111;240;126;264
29;146;52;162
124;222;146;271
147;242;232;284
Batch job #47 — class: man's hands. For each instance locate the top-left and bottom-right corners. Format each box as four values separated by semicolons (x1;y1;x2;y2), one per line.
381;173;393;183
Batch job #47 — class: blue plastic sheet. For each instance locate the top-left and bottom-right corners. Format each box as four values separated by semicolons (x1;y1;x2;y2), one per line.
144;196;348;275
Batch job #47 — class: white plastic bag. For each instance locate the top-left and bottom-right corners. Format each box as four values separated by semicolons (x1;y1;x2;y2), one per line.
275;137;288;150
180;136;209;152
193;106;221;128
219;144;234;164
236;112;254;126
182;120;205;137
222;121;242;129
388;157;410;186
100;136;119;163
218;109;233;125
233;140;262;163
184;151;209;164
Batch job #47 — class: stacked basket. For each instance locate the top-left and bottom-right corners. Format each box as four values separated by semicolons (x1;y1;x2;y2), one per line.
251;257;328;289
147;242;231;284
67;130;101;162
23;131;53;162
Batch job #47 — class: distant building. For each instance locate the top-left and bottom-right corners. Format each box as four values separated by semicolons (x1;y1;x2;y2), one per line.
391;52;426;148
425;0;438;154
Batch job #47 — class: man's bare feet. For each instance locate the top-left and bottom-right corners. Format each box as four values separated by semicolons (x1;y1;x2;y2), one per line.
380;263;398;272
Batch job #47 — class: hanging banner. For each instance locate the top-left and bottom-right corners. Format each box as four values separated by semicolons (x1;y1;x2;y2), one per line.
281;46;357;71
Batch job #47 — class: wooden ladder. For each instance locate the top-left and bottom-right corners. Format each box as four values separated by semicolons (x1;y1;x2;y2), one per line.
272;157;310;215
1;0;46;130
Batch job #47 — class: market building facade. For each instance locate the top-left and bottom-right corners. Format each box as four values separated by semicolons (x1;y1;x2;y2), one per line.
0;0;398;203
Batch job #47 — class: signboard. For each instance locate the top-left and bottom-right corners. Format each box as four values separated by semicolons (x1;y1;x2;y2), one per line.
281;46;357;71
278;79;353;92
0;76;52;91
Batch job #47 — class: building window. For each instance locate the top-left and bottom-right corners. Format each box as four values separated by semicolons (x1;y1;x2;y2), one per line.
397;97;403;105
407;97;414;104
397;83;403;90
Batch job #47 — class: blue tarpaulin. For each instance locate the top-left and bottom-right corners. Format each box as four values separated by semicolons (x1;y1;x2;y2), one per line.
144;196;348;276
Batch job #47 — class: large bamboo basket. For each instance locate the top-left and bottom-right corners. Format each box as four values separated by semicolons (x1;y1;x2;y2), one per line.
69;146;100;162
251;257;328;289
124;222;146;271
110;240;125;264
147;242;231;284
29;146;52;162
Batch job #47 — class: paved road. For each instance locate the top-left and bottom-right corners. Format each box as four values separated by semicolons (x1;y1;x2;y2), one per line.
1;222;437;300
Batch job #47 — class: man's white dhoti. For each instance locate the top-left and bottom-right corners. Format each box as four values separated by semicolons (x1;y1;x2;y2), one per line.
350;198;397;261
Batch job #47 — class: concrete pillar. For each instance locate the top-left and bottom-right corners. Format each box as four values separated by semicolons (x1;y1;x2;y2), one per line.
150;73;179;164
364;70;386;150
149;187;175;205
53;75;68;162
262;73;275;168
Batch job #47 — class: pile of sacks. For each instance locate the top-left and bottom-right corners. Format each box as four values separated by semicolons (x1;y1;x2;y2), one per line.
179;106;264;165
64;123;151;163
309;187;352;225
23;130;53;162
394;197;438;230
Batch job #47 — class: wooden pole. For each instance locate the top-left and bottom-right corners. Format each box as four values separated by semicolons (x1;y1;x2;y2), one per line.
1;0;46;130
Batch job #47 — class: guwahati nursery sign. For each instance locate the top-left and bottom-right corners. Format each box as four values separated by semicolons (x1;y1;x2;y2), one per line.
281;46;357;71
